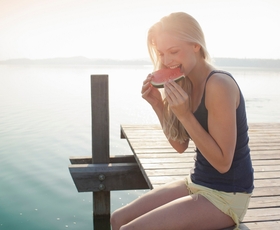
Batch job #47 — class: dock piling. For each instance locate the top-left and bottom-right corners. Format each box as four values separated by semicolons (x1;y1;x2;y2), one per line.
69;75;149;229
91;75;111;229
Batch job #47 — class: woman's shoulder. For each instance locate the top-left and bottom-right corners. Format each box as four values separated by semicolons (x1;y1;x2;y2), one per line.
205;70;240;107
206;70;237;91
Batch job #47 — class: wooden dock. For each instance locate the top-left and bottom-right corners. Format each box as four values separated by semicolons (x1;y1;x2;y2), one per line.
121;123;280;230
69;75;279;229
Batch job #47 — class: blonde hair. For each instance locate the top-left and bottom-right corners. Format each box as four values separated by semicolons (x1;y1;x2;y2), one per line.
147;12;211;143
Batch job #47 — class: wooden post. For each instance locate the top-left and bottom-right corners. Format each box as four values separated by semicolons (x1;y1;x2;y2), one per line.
91;75;110;164
91;75;110;229
68;74;149;229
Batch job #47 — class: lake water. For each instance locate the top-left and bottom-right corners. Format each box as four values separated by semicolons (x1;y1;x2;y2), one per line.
0;64;279;230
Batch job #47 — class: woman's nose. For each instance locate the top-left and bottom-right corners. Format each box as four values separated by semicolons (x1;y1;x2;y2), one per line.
162;54;173;67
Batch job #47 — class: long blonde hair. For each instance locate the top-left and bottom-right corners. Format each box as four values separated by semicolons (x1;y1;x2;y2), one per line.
147;12;211;143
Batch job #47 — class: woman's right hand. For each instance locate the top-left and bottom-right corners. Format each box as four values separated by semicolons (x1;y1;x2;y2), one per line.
141;74;162;108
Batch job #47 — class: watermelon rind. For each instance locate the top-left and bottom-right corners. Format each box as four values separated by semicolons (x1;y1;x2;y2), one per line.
151;74;185;88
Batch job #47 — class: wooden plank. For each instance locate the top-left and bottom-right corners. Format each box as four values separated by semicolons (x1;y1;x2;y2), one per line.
252;159;280;166
140;162;280;173
252;186;280;197
225;221;280;230
143;168;280;179
121;125;154;188
239;221;280;230
249;196;280;209
243;207;280;222
146;177;280;189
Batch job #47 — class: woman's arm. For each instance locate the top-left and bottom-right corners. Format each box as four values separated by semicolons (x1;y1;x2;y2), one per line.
142;75;189;153
165;74;239;173
152;101;189;153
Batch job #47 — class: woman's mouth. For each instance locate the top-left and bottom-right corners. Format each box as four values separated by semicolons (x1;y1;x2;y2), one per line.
169;64;181;69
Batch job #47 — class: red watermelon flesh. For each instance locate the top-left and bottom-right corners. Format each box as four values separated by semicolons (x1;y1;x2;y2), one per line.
151;68;185;88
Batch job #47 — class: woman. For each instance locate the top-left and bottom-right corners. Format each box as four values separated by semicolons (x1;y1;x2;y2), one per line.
111;12;254;230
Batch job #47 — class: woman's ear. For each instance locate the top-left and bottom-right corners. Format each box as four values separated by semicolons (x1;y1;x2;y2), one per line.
193;43;201;53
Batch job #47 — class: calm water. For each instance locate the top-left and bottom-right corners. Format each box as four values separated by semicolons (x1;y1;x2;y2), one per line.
0;64;279;230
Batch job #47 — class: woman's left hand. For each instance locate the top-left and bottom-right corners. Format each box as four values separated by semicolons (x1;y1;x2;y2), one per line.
164;80;191;120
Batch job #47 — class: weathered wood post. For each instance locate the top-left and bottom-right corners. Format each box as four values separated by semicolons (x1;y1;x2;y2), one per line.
68;74;149;229
91;75;110;229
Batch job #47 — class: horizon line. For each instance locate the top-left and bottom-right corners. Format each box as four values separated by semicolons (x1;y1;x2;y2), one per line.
1;56;280;69
1;56;280;62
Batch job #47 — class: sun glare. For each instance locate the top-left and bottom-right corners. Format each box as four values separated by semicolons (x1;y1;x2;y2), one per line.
0;0;280;60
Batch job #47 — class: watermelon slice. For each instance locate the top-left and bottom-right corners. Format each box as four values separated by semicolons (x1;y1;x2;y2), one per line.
151;68;185;88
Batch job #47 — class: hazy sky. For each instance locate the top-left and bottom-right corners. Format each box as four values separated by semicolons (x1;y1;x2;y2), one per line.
0;0;280;61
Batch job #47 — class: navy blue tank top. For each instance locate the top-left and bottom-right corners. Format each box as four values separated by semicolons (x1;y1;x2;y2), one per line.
190;70;254;193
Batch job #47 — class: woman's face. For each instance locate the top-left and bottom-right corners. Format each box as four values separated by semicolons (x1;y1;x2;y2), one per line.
155;32;200;75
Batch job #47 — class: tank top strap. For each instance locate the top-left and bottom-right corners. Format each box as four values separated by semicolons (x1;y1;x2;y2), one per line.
206;70;233;83
201;70;234;103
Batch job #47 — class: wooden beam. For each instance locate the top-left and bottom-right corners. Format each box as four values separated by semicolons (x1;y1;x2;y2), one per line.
69;163;149;192
69;155;137;164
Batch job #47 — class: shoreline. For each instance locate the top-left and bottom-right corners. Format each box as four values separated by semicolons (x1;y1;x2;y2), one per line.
1;57;280;69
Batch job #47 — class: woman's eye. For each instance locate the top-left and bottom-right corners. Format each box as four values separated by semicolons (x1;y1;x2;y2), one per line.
171;50;179;55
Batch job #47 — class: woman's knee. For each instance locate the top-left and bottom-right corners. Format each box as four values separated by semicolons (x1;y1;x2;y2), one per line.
111;209;123;230
119;224;130;230
111;208;130;230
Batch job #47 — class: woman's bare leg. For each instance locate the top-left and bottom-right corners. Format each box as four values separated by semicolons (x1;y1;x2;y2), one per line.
120;194;235;230
111;179;189;230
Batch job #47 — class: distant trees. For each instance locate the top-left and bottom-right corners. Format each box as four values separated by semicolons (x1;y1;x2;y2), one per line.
1;57;280;68
213;58;280;68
